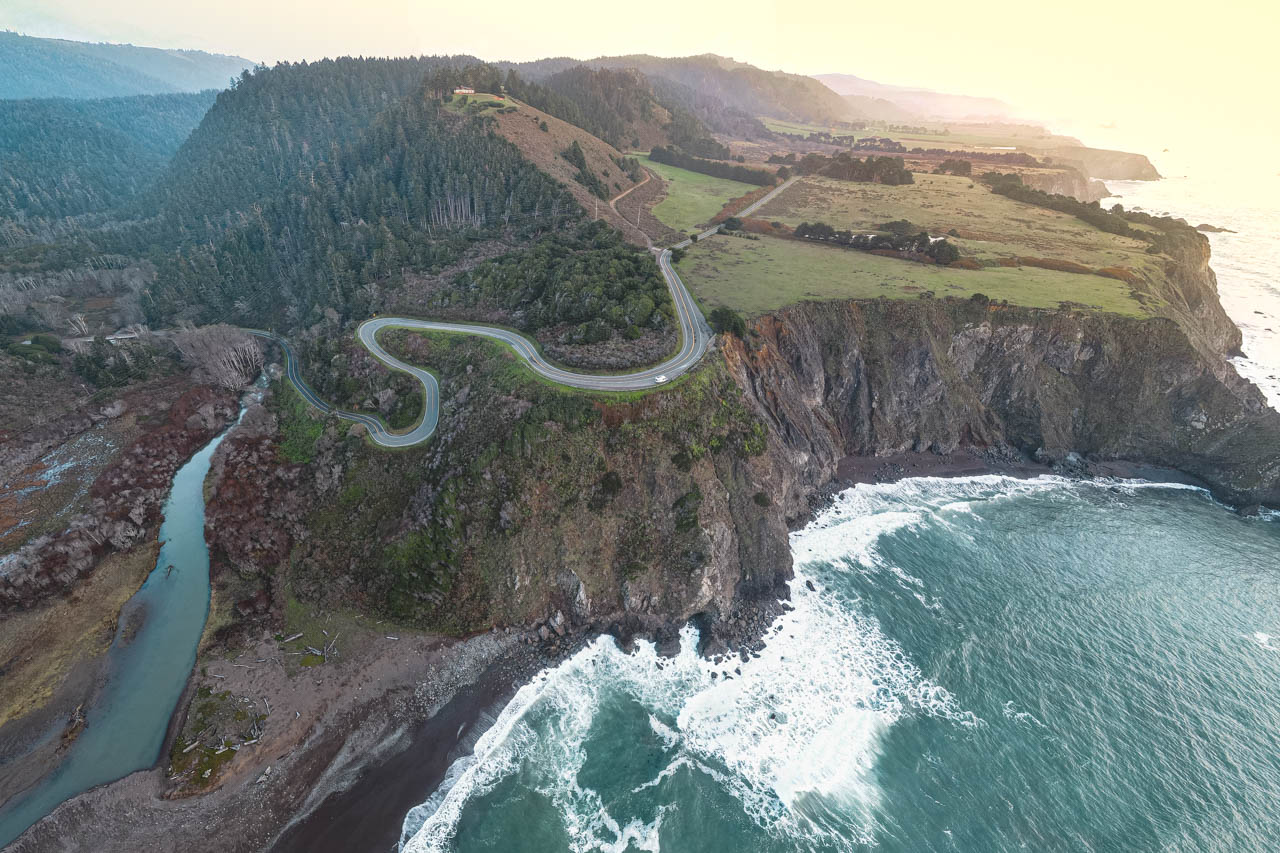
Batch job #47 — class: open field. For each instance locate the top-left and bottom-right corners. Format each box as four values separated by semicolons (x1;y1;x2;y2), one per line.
632;152;757;233
761;117;1071;153
676;232;1150;317
753;174;1163;274
443;92;510;117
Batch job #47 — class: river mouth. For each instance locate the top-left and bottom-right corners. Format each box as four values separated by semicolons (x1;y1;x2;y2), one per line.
0;395;251;848
398;475;1280;853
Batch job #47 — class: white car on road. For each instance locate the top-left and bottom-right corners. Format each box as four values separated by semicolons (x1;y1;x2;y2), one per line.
654;375;668;384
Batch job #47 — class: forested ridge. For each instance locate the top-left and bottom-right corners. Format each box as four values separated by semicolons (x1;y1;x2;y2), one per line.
146;79;582;327
143;57;479;240
0;31;251;100
2;55;685;353
583;54;851;126
0;91;216;221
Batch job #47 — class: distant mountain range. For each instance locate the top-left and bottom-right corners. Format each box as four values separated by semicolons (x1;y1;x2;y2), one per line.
814;73;1014;121
0;31;253;100
511;54;850;128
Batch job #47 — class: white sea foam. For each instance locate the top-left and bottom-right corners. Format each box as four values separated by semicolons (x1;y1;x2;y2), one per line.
405;473;1218;853
406;475;1179;852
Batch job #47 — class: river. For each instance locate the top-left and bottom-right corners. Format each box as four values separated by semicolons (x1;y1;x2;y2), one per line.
0;404;245;847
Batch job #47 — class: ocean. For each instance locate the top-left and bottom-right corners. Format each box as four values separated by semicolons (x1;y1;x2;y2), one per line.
397;155;1280;852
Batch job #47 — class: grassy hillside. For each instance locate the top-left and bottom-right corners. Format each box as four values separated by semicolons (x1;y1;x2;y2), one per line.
0;31;251;99
489;96;643;233
755;174;1161;274
677;232;1148;317
633;152;757;233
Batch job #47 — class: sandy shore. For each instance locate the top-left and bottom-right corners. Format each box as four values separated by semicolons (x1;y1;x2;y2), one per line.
4;621;565;853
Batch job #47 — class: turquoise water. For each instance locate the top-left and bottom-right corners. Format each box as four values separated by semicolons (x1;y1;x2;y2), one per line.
400;476;1280;852
0;418;238;847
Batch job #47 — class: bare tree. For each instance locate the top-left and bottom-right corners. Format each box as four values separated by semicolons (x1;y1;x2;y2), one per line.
67;312;89;336
173;324;264;390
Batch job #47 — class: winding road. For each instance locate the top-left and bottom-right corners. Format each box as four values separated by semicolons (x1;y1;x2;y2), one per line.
256;175;798;448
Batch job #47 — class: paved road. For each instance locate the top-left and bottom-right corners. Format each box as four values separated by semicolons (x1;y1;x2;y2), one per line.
257;175;799;448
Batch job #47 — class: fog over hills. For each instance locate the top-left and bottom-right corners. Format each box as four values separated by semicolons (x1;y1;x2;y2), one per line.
815;72;1014;120
0;31;253;100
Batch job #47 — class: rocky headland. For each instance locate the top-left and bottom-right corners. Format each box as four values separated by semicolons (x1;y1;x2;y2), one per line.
6;218;1277;851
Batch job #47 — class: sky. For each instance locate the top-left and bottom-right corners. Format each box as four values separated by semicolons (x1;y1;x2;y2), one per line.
4;0;1278;162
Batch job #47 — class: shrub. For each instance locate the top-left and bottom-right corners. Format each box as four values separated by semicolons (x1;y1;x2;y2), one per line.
709;306;747;338
878;219;918;236
935;158;972;176
753;491;771;507
927;240;961;265
721;217;743;231
31;333;62;352
600;470;623;497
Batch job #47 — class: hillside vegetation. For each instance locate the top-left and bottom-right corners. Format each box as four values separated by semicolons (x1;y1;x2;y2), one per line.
0;31;251;99
0;91;216;221
587;54;851;125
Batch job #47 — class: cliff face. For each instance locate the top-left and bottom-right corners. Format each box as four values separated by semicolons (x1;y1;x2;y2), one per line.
1154;229;1243;359
724;299;1279;512
202;232;1274;651
202;351;795;651
1044;146;1161;181
1021;167;1109;203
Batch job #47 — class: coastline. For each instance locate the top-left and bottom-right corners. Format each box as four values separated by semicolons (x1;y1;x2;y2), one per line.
3;447;1222;853
834;448;1210;491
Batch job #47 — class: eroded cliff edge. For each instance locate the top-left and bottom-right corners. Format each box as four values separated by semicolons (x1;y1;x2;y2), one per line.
727;298;1278;519
200;239;1278;662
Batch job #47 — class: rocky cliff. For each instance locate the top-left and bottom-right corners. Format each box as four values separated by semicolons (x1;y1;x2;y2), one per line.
1021;167;1109;203
724;298;1279;514
202;289;1277;667
1044;146;1161;181
1;386;237;610
202;341;795;653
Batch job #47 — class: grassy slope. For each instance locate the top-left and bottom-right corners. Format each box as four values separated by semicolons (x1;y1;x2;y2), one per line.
490;96;647;244
677;233;1147;317
755;174;1160;273
633;152;758;233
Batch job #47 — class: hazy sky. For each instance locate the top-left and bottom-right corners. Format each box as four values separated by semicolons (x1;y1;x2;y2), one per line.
5;0;1277;159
